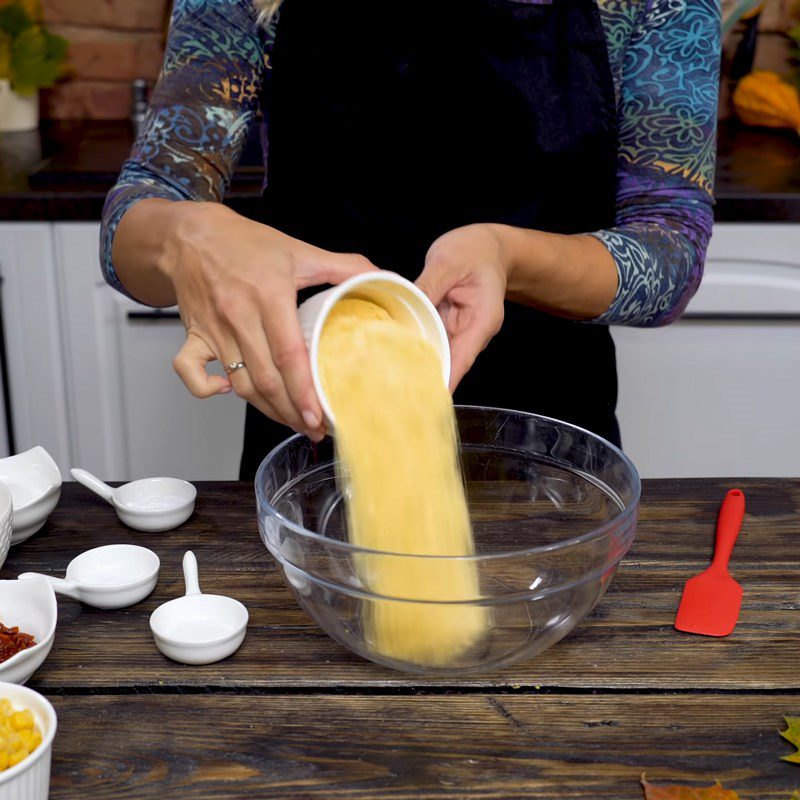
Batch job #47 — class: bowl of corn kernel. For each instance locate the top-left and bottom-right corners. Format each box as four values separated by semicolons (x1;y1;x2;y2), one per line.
0;683;56;800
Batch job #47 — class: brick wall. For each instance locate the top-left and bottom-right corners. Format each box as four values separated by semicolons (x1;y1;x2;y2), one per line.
41;0;796;120
41;0;168;119
756;0;794;30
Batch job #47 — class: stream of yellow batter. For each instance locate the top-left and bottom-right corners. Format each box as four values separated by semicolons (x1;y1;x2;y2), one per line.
319;297;488;667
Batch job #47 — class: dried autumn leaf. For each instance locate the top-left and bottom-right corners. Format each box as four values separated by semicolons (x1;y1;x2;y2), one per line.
641;775;740;800
781;717;800;765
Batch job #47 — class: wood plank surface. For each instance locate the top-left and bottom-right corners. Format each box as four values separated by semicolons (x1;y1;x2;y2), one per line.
2;479;798;692
47;693;800;799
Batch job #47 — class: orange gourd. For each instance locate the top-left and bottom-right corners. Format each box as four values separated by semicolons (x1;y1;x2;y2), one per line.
733;70;800;135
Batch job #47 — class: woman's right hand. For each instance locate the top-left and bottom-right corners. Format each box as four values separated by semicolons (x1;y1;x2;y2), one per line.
163;202;377;440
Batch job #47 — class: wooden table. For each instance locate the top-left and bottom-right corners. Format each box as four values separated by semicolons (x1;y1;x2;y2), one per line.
5;480;799;799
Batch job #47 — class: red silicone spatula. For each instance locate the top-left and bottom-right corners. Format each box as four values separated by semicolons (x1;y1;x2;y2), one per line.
674;488;745;637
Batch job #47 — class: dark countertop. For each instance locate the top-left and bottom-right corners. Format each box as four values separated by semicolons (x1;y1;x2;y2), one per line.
1;119;799;222
5;479;800;798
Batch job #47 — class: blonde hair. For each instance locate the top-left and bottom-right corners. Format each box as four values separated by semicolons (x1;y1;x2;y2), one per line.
253;0;282;25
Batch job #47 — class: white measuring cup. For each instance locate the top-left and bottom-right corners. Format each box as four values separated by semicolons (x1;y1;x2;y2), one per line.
149;551;248;665
297;271;450;426
19;544;160;609
70;468;196;532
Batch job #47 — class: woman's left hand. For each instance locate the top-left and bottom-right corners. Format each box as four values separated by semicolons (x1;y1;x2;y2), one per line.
415;224;509;392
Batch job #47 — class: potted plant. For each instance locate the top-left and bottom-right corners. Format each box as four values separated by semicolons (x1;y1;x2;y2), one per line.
0;0;67;132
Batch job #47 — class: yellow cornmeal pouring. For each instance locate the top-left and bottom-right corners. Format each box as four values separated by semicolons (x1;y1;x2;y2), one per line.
319;297;488;666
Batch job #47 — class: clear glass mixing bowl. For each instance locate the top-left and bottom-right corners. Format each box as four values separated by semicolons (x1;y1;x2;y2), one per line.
255;406;640;675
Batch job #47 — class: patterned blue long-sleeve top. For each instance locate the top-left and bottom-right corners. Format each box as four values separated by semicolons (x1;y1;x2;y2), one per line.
101;0;720;327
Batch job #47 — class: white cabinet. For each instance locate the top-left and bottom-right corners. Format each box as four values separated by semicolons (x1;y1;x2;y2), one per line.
0;223;71;469
0;222;245;481
613;223;800;478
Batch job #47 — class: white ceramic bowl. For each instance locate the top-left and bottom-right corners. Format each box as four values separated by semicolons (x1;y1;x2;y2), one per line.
0;484;12;572
0;449;61;546
112;477;196;532
0;578;56;685
0;682;57;800
70;470;196;533
149;551;248;665
150;593;248;665
297;271;450;425
20;544;160;610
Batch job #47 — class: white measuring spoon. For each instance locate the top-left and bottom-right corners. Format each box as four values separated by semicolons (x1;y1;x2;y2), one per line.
19;544;160;609
71;468;196;532
149;551;248;665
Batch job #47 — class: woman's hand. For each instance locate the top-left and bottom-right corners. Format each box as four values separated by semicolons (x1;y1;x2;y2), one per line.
416;223;619;392
415;224;510;392
159;202;376;440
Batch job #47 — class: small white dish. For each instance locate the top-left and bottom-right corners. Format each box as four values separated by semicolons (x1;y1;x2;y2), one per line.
0;682;57;800
0;483;12;572
19;544;160;610
0;577;57;685
70;469;196;532
0;447;62;546
150;551;248;665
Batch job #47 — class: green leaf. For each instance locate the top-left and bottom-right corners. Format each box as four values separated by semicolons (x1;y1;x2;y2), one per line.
0;4;33;39
9;25;67;94
41;28;67;64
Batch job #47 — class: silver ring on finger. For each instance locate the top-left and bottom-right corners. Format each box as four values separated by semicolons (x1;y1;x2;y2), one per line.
224;360;246;375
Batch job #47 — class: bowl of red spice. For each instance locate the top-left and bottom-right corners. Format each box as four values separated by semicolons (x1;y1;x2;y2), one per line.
0;577;56;685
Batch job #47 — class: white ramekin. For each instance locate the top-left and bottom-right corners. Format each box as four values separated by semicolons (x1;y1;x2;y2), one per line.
0;683;57;800
297;272;450;425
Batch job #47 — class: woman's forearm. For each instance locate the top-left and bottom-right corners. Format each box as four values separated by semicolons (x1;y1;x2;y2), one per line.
112;198;210;307
494;224;618;321
112;195;377;438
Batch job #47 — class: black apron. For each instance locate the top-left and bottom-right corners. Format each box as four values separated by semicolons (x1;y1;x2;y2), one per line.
240;0;620;480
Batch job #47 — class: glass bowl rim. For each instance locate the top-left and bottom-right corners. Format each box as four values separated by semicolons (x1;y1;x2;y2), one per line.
254;404;641;561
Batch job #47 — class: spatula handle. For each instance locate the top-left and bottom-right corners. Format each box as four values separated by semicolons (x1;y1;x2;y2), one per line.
711;489;745;572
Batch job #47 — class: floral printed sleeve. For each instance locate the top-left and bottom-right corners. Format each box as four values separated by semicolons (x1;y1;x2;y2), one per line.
99;0;273;297
594;0;720;327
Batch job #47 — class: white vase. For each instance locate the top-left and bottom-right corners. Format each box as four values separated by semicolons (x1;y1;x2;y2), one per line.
0;79;39;133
